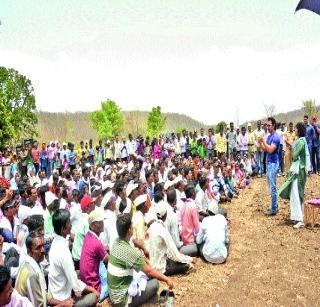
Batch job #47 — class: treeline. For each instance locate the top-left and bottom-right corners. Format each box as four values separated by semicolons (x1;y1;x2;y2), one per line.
36;111;210;143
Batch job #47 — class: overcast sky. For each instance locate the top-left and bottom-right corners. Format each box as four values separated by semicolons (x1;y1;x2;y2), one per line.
1;0;320;125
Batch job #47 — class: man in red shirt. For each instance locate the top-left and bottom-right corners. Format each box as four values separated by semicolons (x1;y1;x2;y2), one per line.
80;207;108;302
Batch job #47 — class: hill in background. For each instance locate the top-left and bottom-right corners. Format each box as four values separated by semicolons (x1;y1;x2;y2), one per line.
37;105;314;143
36;111;211;143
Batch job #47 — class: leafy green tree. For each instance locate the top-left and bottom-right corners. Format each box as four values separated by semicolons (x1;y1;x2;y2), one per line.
302;99;318;118
215;121;227;134
90;100;124;139
147;106;166;137
0;67;37;146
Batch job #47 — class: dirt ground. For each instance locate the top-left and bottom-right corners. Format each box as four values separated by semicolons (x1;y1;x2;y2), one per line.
104;176;320;307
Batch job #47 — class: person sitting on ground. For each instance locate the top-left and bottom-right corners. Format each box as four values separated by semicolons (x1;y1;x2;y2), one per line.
196;202;229;264
132;194;149;246
149;201;195;276
107;213;174;307
49;209;99;306
100;191;118;250
195;176;219;220
0;265;33;307
80;207;109;302
15;231;73;306
179;184;200;257
164;189;183;250
71;195;95;270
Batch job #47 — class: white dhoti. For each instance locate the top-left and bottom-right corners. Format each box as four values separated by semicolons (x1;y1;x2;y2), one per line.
290;179;303;222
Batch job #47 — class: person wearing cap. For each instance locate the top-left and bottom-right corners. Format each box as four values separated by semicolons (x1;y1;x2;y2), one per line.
16;206;32;251
100;191;118;249
80;207;109;302
125;182;139;213
0;199;19;243
148;201;195;276
132;194;149;246
311;115;320;175
108;213;174;307
49;209;99;306
196;201;229;264
43;191;59;240
71;195;95;270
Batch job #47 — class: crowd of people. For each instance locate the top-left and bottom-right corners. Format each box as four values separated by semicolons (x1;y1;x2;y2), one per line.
0;114;317;306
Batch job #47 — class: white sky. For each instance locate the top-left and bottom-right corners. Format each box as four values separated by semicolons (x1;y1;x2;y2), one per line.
1;1;320;125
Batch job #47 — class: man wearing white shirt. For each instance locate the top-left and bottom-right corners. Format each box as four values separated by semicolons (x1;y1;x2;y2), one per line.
196;202;229;264
100;191;118;250
49;209;98;306
126;134;136;156
147;202;195;276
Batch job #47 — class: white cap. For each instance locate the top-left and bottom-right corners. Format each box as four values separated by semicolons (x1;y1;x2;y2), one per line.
135;194;148;208
18;205;32;223
208;201;219;215
101;180;114;191
45;191;58;207
101;191;114;208
126;183;138;197
88;207;104;224
247;123;252;127
164;180;174;190
155;200;167;218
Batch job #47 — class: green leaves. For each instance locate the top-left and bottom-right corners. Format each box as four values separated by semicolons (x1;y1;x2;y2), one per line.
302;99;319;119
0;66;38;146
147;106;166;137
90;100;124;140
215;121;227;134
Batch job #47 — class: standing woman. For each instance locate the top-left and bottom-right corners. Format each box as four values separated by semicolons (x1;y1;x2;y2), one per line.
279;122;311;229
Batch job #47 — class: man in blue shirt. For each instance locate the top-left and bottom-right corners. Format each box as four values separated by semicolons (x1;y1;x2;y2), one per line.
258;117;280;215
311;115;320;175
304;115;315;173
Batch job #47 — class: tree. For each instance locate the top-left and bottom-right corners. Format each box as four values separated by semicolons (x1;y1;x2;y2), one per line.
302;99;318;118
0;67;37;146
264;104;276;118
215;121;227;134
90;100;124;140
147;106;166;137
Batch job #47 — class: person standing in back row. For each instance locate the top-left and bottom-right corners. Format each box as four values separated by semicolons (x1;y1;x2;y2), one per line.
258;117;280;216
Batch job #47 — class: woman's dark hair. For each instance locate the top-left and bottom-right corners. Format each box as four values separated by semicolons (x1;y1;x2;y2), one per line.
28;215;44;232
295;122;306;138
116;213;132;240
0;265;10;292
26;231;43;251
52;209;70;235
184;184;195;199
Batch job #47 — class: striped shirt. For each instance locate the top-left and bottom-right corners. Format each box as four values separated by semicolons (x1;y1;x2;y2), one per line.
107;239;145;307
